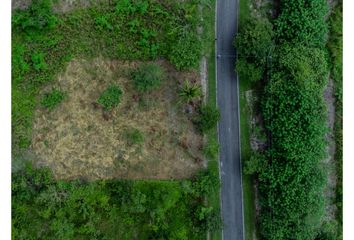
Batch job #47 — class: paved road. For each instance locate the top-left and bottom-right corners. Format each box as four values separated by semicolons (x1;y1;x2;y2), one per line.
216;0;245;240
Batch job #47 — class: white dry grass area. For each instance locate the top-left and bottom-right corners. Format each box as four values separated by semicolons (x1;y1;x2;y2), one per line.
32;58;203;180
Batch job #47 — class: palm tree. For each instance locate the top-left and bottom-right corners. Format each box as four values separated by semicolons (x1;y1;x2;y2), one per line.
178;80;202;103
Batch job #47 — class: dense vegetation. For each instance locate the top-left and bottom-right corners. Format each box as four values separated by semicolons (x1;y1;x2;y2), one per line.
235;17;273;83
236;0;335;239
12;0;221;238
12;165;220;239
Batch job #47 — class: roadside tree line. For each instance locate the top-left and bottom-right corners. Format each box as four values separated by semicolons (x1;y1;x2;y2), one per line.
235;0;333;239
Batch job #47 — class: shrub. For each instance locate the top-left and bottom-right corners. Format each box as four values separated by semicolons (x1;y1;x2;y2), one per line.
124;128;144;146
178;80;202;103
195;206;222;232
97;85;123;110
31;52;48;71
193;169;220;197
41;89;65;110
235;17;273;65
194;105;220;133
203;138;219;160
131;63;164;92
243;151;266;175
169;32;202;70
236;58;263;83
12;0;58;33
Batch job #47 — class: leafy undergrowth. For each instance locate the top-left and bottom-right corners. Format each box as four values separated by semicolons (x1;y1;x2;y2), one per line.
12;165;220;240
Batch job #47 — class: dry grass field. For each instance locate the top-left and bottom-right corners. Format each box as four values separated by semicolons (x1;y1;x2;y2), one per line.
31;58;204;180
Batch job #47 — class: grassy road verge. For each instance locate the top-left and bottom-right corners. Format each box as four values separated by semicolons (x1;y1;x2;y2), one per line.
238;0;258;239
201;1;222;239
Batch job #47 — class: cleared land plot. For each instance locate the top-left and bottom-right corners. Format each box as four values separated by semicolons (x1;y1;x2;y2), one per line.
32;58;203;180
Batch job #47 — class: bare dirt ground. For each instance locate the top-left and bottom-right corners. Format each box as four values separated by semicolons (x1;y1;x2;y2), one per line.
31;58;203;180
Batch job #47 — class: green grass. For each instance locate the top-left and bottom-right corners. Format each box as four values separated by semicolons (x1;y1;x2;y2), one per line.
200;0;222;239
238;0;258;239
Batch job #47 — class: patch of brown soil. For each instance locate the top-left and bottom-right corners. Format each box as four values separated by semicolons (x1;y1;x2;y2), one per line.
31;58;203;180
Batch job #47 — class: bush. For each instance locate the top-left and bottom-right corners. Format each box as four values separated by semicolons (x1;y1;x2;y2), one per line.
194;105;220;133
275;0;328;48
235;17;273;65
41;89;65;110
97;85;123;110
124;128;144;146
131;63;164;92
12;0;58;34
236;58;263;83
31;52;48;71
169;32;202;70
193;169;220;197
243;151;266;175
203;138;219;160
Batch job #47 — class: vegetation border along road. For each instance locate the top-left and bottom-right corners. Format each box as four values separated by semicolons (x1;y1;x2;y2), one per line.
235;0;343;239
200;0;223;239
327;1;343;238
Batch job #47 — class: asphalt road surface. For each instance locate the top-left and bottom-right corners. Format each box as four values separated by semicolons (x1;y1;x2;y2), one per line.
216;0;245;239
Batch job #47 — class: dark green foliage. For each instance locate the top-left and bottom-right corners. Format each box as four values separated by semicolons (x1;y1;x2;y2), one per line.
275;44;328;90
169;32;202;70
194;105;220;134
131;63;164;92
124;128;144;146
259;69;327;240
235;17;273;64
12;166;220;239
97;85;123;110
253;0;331;238
243;151;266;175
41;89;65;110
275;0;328;48
234;16;273;83
192;168;220;197
236;58;263;83
12;0;58;34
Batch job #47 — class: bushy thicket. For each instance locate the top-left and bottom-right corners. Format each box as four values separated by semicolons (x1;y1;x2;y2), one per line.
275;0;328;48
194;105;220;134
234;17;273;83
12;165;221;239
237;0;331;239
